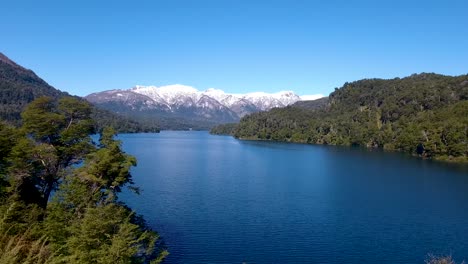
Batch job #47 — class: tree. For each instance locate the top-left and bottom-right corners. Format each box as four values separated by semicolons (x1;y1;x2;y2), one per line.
0;122;17;197
8;96;94;208
0;96;168;263
75;127;137;205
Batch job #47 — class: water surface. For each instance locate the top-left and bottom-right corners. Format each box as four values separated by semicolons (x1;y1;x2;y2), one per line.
119;131;468;263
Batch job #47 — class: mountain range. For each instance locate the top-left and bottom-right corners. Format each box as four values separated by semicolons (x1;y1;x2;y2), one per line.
85;85;322;129
0;51;324;131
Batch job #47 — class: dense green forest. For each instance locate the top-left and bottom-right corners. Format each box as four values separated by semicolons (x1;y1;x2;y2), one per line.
91;110;160;133
214;73;468;162
0;52;160;133
208;123;238;135
0;96;167;263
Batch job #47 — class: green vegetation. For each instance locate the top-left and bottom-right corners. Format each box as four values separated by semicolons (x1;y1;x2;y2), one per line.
209;123;238;135
291;97;329;110
93;101;227;131
0;52;160;133
231;73;468;162
0;97;167;263
91;109;160;133
117;114;220;131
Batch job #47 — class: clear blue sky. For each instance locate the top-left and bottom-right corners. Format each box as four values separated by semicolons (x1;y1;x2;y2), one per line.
2;0;468;96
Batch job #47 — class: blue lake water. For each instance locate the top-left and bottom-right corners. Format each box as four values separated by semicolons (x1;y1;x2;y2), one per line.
119;131;468;264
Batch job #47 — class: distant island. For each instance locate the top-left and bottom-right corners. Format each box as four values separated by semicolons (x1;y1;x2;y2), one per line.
212;73;468;163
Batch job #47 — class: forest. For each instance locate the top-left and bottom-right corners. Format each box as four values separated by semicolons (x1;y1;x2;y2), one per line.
213;73;468;162
0;96;167;263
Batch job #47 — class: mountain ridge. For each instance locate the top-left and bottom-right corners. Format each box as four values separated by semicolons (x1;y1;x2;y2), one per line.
0;52;159;132
85;85;323;129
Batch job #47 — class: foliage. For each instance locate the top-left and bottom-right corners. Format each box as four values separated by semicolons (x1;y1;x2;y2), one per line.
91;108;161;133
0;231;60;264
234;73;468;162
99;105;224;130
5;96;95;208
0;97;167;263
209;123;238;135
291;97;329;110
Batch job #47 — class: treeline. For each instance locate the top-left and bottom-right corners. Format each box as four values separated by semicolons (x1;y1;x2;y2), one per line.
91;108;161;133
209;123;238;135
0;97;167;263
92;101;228;131
118;113;220;131
0;52;160;133
219;73;468;162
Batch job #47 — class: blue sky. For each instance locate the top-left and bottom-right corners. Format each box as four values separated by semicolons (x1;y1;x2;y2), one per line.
2;0;468;96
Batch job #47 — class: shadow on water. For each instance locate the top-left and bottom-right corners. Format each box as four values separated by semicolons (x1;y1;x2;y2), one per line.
237;138;468;173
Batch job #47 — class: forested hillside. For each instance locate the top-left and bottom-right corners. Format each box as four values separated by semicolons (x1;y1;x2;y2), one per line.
291;97;329;110
230;73;468;162
209;122;238;135
0;53;159;133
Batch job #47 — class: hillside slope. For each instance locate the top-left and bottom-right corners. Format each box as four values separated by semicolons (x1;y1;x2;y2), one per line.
232;73;468;161
0;53;159;132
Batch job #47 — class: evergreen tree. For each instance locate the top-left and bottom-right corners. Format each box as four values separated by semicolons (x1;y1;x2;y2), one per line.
0;97;167;263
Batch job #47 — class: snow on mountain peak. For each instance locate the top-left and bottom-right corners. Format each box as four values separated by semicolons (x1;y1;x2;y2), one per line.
203;88;229;102
132;84;200;105
86;84;325;127
126;84;322;111
158;84;198;94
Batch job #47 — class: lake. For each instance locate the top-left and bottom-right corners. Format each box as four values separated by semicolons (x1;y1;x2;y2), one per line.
119;131;468;264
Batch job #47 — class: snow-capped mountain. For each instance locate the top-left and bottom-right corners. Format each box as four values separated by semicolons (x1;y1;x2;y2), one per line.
128;85;306;115
85;84;322;129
